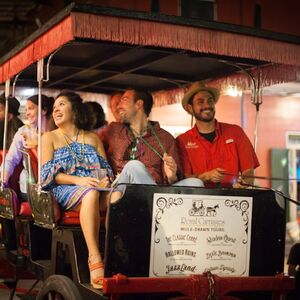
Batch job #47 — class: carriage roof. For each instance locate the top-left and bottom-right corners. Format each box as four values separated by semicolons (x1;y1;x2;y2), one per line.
1;2;300;94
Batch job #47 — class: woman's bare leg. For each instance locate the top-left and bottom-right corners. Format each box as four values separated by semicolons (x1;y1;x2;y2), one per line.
79;190;101;257
75;189;103;286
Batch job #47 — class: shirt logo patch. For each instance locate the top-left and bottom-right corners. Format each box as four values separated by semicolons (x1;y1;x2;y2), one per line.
186;141;199;149
226;138;234;144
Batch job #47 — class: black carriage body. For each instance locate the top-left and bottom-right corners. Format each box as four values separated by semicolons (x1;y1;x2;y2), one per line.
105;185;285;278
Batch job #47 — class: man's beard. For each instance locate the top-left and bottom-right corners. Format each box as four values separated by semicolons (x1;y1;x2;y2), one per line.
120;114;130;125
120;110;137;125
193;108;215;122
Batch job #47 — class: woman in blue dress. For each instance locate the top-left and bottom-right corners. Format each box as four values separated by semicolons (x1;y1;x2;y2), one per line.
41;91;113;289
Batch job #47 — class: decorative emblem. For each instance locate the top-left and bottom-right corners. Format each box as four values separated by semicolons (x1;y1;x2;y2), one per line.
189;200;219;217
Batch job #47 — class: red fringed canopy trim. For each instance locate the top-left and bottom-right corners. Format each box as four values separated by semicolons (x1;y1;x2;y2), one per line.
0;16;74;84
152;64;300;107
73;12;300;67
153;88;185;107
210;64;300;92
1;11;300;85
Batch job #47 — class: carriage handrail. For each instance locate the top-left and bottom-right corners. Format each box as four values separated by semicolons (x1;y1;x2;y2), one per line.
1;80;11;190
12;72;22;97
37;59;44;193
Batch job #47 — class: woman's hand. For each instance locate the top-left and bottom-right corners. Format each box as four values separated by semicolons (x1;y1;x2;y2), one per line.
75;176;101;188
75;176;110;188
22;128;38;149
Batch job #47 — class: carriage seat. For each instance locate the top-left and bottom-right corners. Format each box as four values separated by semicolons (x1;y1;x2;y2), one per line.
0;150;31;218
60;210;106;225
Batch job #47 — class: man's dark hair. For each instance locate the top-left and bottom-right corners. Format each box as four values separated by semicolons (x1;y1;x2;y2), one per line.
131;89;153;117
0;93;21;116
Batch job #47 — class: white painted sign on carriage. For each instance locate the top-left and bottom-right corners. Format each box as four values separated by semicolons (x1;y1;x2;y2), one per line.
149;194;253;277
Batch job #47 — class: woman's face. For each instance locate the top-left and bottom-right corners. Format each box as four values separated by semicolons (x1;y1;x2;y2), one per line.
25;100;38;126
52;96;73;127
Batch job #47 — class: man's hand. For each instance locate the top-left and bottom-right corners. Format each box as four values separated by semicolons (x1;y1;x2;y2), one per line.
98;176;110;188
163;153;178;184
233;169;255;189
232;180;248;189
201;168;226;183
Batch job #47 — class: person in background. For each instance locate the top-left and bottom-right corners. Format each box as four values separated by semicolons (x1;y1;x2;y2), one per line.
109;92;122;122
85;101;108;139
41;91;113;289
1;94;54;198
287;243;300;299
102;88;203;202
0;94;23;150
176;81;259;188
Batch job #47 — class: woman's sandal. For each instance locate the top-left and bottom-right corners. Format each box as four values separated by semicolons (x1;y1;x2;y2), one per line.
89;261;104;289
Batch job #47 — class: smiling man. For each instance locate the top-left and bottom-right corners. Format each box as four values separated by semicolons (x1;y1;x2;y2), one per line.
176;81;259;188
101;88;203;193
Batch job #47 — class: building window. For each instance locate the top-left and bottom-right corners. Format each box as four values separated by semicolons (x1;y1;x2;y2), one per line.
287;131;300;149
180;0;216;21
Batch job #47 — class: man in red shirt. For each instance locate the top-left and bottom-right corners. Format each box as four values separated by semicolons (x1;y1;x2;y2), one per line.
176;81;259;188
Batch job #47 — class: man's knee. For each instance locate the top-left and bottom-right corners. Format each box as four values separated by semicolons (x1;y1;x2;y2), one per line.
174;178;204;187
123;160;146;173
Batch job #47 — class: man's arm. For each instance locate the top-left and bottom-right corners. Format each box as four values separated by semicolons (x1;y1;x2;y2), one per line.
235;126;260;173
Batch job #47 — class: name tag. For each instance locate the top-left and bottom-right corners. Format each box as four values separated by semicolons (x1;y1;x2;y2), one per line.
226;139;234;144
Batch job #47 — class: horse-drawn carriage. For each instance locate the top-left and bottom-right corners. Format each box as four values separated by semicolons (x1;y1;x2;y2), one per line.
1;2;299;299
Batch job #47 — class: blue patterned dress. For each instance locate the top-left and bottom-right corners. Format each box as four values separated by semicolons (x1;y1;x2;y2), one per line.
41;142;113;210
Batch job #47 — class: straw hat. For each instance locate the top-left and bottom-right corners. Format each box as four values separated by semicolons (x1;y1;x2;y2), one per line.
182;81;220;113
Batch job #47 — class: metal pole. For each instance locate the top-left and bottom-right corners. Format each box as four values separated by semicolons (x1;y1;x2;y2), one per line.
251;72;263;152
37;59;44;193
240;92;245;130
35;50;58;193
1;80;10;190
253;104;260;152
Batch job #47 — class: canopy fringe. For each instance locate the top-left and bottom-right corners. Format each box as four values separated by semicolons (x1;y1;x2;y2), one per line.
1;11;300;86
0;16;73;83
74;12;300;67
153;64;300;107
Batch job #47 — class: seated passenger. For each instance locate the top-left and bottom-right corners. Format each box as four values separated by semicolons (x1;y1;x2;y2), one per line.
101;88;203;199
41;91;113;289
109;92;122;122
176;82;259;188
0;94;23;150
85;101;108;138
1;94;54;199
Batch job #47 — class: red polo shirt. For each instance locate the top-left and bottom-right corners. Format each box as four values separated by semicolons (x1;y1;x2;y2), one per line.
176;121;259;187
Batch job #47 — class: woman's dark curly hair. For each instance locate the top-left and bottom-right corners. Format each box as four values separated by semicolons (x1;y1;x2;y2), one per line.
55;91;91;130
27;94;54;116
